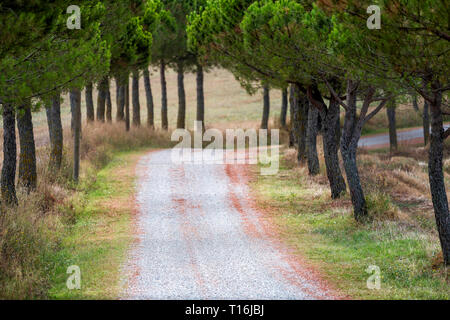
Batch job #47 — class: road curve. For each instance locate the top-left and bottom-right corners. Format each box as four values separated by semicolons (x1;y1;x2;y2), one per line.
358;124;450;149
122;149;335;300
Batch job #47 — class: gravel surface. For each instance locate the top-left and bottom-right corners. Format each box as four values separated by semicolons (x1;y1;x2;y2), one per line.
122;149;333;300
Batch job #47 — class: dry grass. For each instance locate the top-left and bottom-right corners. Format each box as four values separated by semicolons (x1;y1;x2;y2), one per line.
79;123;173;169
282;134;449;229
362;102;422;135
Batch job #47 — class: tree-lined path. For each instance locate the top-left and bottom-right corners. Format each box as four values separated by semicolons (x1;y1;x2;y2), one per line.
122;150;335;300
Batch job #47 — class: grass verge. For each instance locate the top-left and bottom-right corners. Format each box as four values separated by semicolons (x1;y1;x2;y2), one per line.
47;150;147;299
252;149;449;300
0;123;172;299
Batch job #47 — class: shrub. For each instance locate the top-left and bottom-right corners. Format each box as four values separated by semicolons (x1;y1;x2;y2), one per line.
366;191;399;222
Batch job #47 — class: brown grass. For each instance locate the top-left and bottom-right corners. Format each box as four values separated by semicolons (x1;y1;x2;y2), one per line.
283;133;448;228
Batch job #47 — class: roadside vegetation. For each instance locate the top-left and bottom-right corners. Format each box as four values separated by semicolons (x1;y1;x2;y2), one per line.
253;142;450;299
0;124;171;299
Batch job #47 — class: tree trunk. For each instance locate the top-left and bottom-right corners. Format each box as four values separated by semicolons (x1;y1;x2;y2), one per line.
116;78;125;121
261;86;270;129
288;85;295;147
413;95;431;146
177;62;186;129
427;85;449;267
196;64;205;131
125;79;130;132
322;97;347;198
306;105;320;175
342;147;367;219
132;71;141;127
335;110;342;147
423;100;430;146
45;105;54;148
291;84;309;164
106;81;112;123
85;82;95;123
143;68;154;128
412;95;419;112
16;104;37;192
160;60;168;130
340;82;367;220
46;94;63;169
1;104;17;205
387;101;397;152
96;78;107;122
70;89;81;183
308;85;347;199
280;88;288;128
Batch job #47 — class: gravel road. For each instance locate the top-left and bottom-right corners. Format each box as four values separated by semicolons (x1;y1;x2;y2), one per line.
122;149;334;300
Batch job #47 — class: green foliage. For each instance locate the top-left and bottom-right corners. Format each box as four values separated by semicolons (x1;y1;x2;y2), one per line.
150;0;208;74
0;1;110;108
330;0;449;94
188;0;278;92
104;0;171;79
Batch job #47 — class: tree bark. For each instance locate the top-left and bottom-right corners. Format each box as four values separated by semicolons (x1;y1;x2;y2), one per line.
288;85;295;147
177;62;186;129
125;79;130;132
291;84;309;164
196;64;205;131
143;68;154;128
335;109;342;147
46;94;63;169
1;104;17;205
423;100;430;145
70;89;81;183
340;81;367;220
85;82;95;123
106;81;112;123
116;78;125;121
96;78;107;122
16;103;37;192
280;88;288;128
413;95;430;146
306;104;320;175
261;85;270;129
132;70;141;127
387;101;397;152
342;147;367;219
160;60;168;130
308;84;346;199
322;98;347;198
427;83;449;266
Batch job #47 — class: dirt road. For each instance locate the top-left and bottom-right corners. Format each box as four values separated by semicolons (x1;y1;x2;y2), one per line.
122;150;336;300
